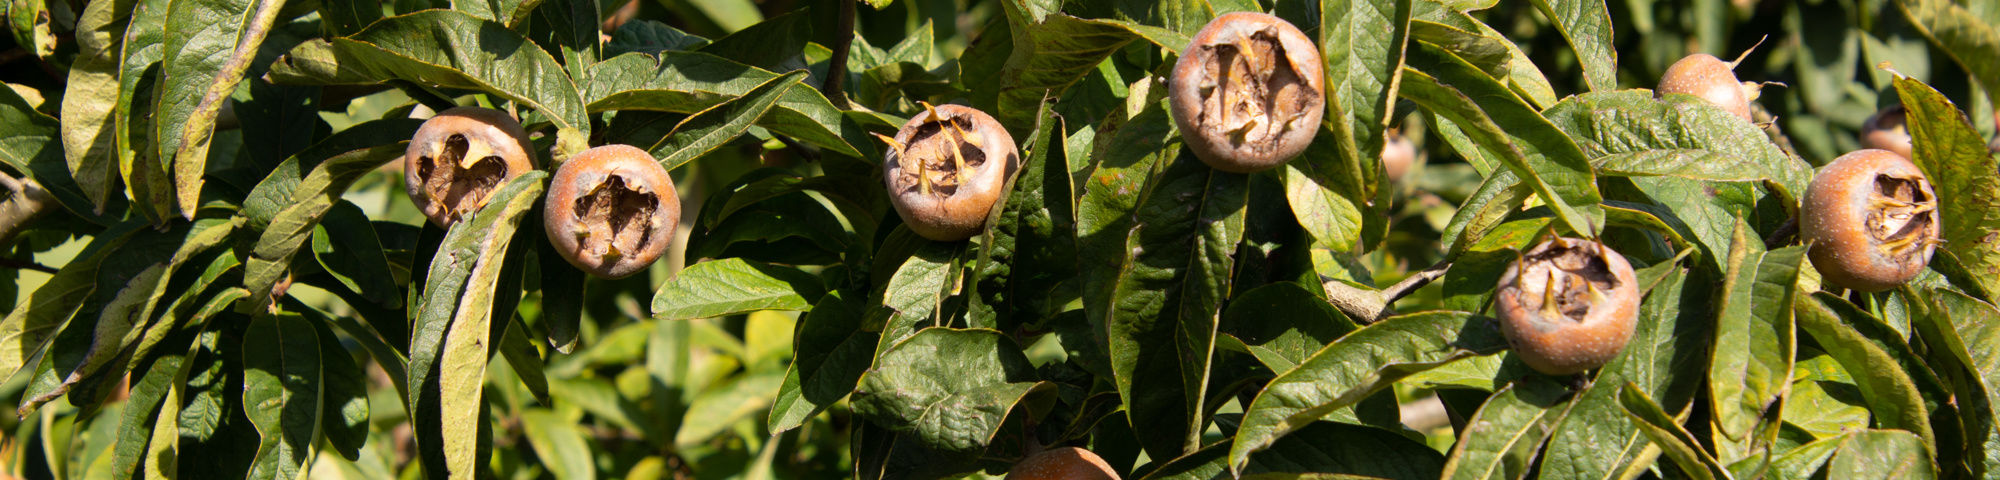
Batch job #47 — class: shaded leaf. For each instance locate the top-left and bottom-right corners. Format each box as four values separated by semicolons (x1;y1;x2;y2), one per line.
1440;377;1576;479
770;291;879;432
581;52;862;157
851;328;1053;455
1527;0;1617;91
241;313;323;480
1142;421;1446;480
652;258;826;320
1893;76;2000;298
650;70;807;171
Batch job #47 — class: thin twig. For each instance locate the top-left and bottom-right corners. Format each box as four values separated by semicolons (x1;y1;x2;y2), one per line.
772;134;821;162
1383;260;1452;305
822;0;856;109
1764;216;1798;249
1323;260;1451;324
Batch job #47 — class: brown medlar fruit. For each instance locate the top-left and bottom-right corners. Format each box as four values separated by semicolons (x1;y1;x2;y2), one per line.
1802;149;1938;292
1168;12;1325;173
1496;238;1640;376
544;144;682;279
878;103;1018;241
1382;129;1416;183
405;106;539;228
1005;447;1120;480
1860;105;1914;159
1656;53;1763;123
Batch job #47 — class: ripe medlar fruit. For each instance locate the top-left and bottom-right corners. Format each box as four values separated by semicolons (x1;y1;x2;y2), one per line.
544;144;682;279
1382;129;1416;183
1802;149;1938;292
405;106;539;228
1859;105;1914;159
879;103;1018;241
1656;53;1763;123
1005;447;1120;480
1495;238;1640;376
1168;12;1325;173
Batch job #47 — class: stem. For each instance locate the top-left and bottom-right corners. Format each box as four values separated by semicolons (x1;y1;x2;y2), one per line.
822;0;856;109
0;175;56;248
1764;215;1798;249
1322;260;1451;324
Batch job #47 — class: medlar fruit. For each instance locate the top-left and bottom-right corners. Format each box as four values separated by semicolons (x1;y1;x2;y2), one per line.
1859;105;1914;159
1005;447;1120;480
1802;149;1938;292
1656;53;1763;123
1495;238;1640;376
1168;12;1325;173
544;144;682;279
879;103;1018;241
405;106;539;228
1382;129;1416;183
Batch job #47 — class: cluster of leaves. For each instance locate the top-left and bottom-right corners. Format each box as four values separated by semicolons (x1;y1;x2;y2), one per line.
0;0;1998;477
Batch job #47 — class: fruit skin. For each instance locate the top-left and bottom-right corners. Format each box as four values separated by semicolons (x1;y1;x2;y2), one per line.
1860;105;1914;159
1802;149;1938;292
1495;238;1640;376
1655;53;1760;123
544;144;681;279
882;104;1019;241
1382;130;1415;183
405;106;539;228
1169;12;1325;173
1005;447;1120;480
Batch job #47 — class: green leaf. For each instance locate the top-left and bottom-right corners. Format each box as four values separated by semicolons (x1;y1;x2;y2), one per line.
519;409;597;480
106;343;186;479
693;8;808;71
156;0;289;216
1893;76;2000;298
1440;217;1550;312
1220;283;1358;374
606;19;710;57
675;370;782;448
1825;430;1938;479
1618;382;1731;480
770;291;879;432
532;0;601;80
308;312;370;461
1439;377;1577;480
452;0;537;26
318;0;383;35
1101;150;1246;459
242;143;407;310
1527;0;1618;91
1913;289;2000;477
0;79;126;225
7;0;58;63
1401;42;1604;237
1542;89;1813;203
1227;312;1510;474
1408;20;1513;80
497;315;550;406
1143;421;1446;480
1794;292;1936;453
650;70;808;171
851;328;1053;455
534;238;585;354
968;98;1070;329
111;0;175;224
651;258;826;320
548;376;649;435
405;171;547;479
241;313;323;480
60;0;139;212
1898;0;2000;109
267;10;590;132
1318;0;1413;227
0;220;144;381
876;240;959;350
991;11;1143;128
312;201;402;309
1708;224;1802;456
238;118;425;227
1077;103;1175;369
581;52;862;157
1284;126;1369;252
1412;0;1557;108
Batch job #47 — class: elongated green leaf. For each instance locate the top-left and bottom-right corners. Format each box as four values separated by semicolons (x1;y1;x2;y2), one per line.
312;201;401;309
876;241;959;351
1227;312;1510;473
1318;0;1411;227
1542;89;1813;203
1708;223;1802;455
1078;103;1175;370
1898;0;2000;108
452;0;536;26
1409;20;1512;80
241;313;323;480
157;0;288;216
1893;76;2000;298
581;52;861;157
991;10;1143;128
267;10;589;132
1441;377;1577;479
1914;290;2000;477
770;291;878;432
318;0;382;35
969;98;1071;329
534;237;585;353
1411;0;1557;108
1220;282;1357;373
7;0;57;63
519;409;596;480
1794;293;1935;451
1528;0;1617;91
693;8;807;71
675;370;782;448
533;0;600;80
852;328;1053;455
1401;42;1603;236
242;143;406;309
107;345;185;479
14;262;167;413
1285;127;1369;252
141;334;204;480
113;0;175;223
1619;383;1731;480
310;314;370;461
60;0;140;211
0;220;144;381
0;80;126;225
406;171;547;479
1101;150;1246;459
651;258;825;320
606;19;709;57
239;118;425;227
1143;421;1446;480
651;70;806;171
1826;430;1937;479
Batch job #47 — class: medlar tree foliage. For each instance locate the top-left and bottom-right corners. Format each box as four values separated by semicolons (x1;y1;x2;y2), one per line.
1;0;2000;477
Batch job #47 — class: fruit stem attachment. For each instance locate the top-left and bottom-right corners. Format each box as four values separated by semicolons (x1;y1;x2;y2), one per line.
1322;259;1452;324
821;0;855;109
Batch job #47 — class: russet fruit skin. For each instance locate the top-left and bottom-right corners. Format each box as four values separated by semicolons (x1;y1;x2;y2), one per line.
881;104;1018;241
1656;53;1760;123
1382;130;1415;183
544;144;681;279
1802;149;1938;292
1495;238;1640;376
1169;12;1325;173
1860;105;1914;159
1005;447;1120;480
405;106;539;228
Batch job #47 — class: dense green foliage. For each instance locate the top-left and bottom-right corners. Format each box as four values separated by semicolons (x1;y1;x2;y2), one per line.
0;0;1998;478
